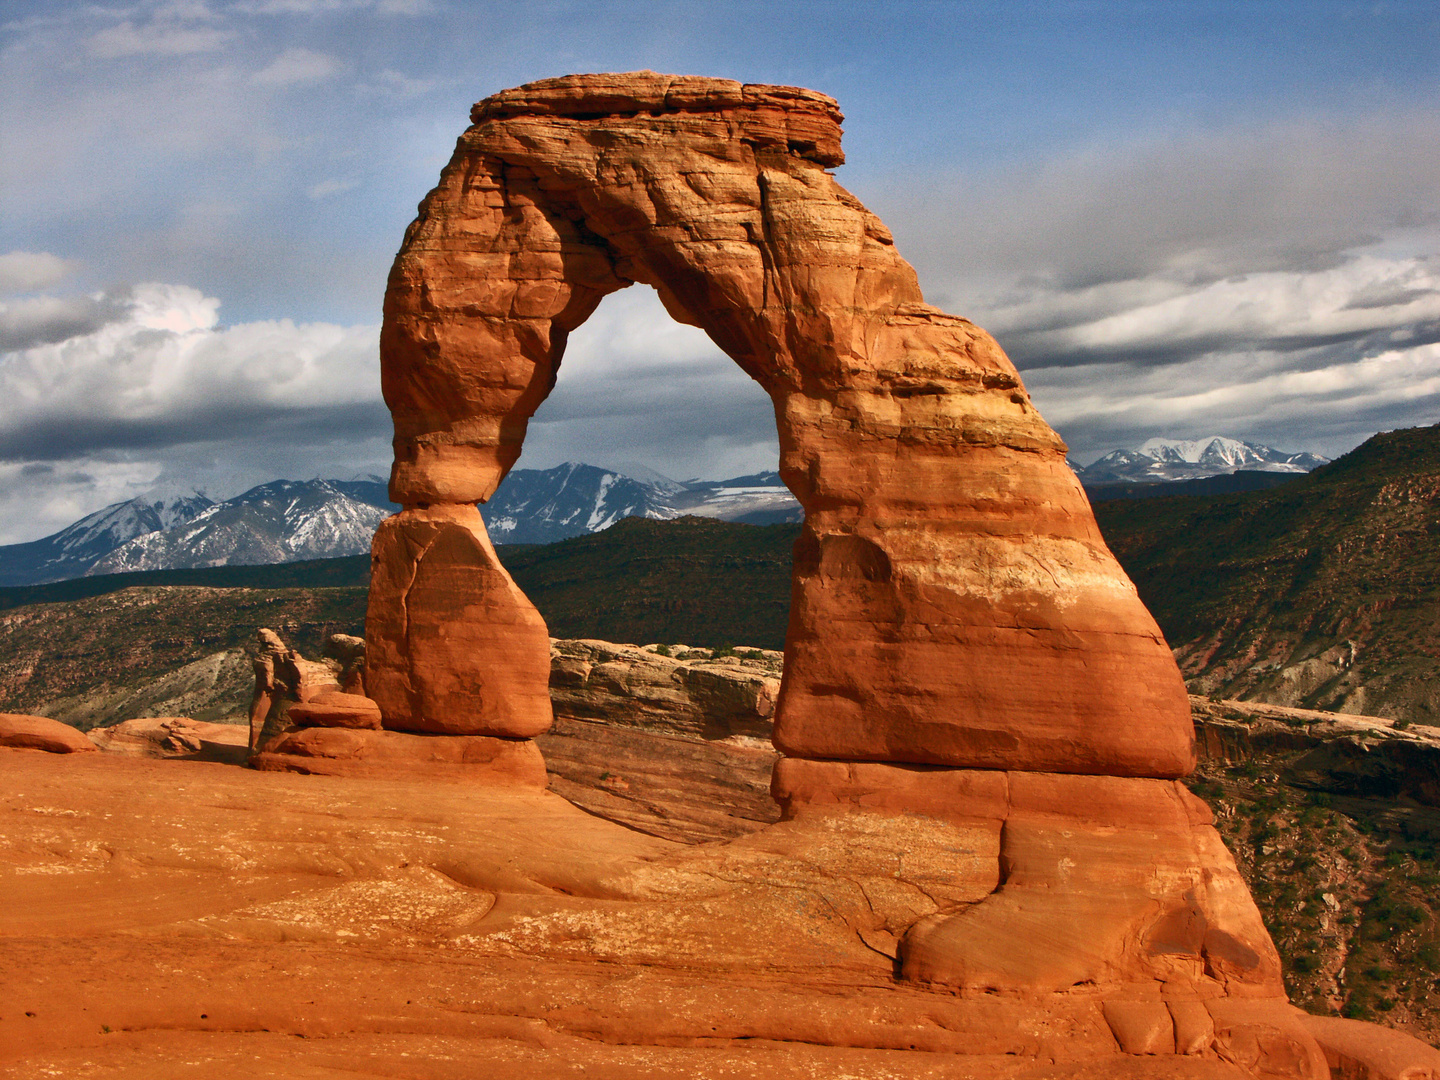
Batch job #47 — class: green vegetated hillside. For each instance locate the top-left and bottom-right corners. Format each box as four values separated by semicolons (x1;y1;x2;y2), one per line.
1095;424;1440;724
1188;744;1440;1037
503;516;797;650
0;585;369;728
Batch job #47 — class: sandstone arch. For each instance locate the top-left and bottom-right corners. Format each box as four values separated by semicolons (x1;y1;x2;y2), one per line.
364;71;1195;780
351;76;1399;1066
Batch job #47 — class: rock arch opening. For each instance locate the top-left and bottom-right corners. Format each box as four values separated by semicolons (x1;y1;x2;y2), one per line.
504;285;783;500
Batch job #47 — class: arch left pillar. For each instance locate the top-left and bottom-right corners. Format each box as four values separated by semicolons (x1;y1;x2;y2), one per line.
364;148;631;739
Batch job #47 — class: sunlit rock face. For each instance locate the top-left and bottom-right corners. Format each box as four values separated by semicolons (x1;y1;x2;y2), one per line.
367;71;1193;776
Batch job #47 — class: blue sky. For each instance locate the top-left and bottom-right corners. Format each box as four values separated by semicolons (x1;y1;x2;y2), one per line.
1;0;1438;541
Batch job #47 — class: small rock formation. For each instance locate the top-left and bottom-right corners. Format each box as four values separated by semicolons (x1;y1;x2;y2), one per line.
346;72;1427;1072
549;640;780;741
87;716;247;762
247;627;545;785
323;634;367;696
247;628;346;752
0;713;97;754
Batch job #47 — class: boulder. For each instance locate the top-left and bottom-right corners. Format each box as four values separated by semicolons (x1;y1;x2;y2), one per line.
1296;1012;1440;1079
87;716;247;762
288;693;384;731
0;713;96;754
250;727;547;785
365;506;552;737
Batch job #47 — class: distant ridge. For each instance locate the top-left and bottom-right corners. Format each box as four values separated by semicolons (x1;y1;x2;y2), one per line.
1085;470;1302;502
1076;436;1328;485
0;462;801;586
1094;424;1440;724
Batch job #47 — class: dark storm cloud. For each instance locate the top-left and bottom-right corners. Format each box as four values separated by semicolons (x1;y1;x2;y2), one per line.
0;292;130;351
0;399;391;462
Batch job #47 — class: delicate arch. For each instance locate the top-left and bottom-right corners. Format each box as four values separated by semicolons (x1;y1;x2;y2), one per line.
364;72;1195;778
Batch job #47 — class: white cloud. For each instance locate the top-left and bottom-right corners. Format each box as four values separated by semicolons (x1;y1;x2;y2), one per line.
364;68;437;98
251;47;342;86
88;19;230;58
517;288;781;481
996;254;1440;361
234;0;432;13
0;458;168;546
0;282;381;462
307;178;359;199
0;252;77;295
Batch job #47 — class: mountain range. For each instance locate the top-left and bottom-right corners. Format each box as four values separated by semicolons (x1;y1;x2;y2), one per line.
1075;436;1328;484
0;463;804;587
0;436;1327;587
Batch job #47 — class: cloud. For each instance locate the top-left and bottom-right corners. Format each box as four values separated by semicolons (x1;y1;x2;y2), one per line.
86;4;230;59
0;293;130;352
234;0;433;13
362;68;438;98
517;288;782;481
0;251;77;295
251;46;342;86
307;178;359;199
0;282;383;463
995;254;1440;368
0;456;169;546
875;108;1440;306
858;107;1440;463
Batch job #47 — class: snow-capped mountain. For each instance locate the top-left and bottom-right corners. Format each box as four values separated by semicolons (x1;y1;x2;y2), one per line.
668;470;803;526
0;464;803;585
1077;437;1329;484
0;492;214;587
85;480;392;575
480;463;683;545
477;463;802;544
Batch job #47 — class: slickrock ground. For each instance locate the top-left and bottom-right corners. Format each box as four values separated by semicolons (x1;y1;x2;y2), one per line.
0;749;1254;1080
4;657;1440;1074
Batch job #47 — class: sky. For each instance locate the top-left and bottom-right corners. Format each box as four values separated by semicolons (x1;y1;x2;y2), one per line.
1;0;1438;543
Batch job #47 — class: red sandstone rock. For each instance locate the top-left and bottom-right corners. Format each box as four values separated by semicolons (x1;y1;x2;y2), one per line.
0;700;1431;1075
1296;1012;1440;1079
775;761;1283;1000
365;505;552;737
248;627;345;751
88;716;248;762
369;71;1193;776
0;712;96;753
288;692;383;730
251;726;547;785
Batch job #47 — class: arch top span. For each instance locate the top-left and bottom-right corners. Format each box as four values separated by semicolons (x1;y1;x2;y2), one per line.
368;71;1196;779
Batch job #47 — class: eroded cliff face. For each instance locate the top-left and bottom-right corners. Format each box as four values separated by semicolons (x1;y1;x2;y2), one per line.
367;71;1193;778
